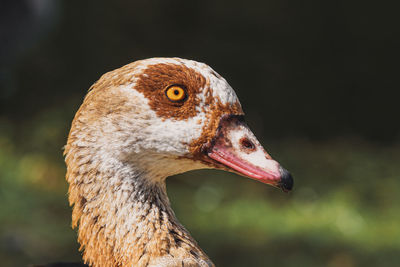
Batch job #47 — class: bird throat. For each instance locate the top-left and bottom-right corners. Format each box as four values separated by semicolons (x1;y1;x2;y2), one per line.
66;159;213;267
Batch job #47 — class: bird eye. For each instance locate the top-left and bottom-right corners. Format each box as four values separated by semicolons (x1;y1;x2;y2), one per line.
165;85;187;102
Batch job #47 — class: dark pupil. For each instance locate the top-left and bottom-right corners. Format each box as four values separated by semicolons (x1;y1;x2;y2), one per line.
173;89;180;95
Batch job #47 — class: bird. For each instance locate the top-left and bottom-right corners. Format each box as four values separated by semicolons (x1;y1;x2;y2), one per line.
63;57;293;267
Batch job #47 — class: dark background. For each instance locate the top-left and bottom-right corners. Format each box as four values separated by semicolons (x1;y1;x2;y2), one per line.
1;1;399;267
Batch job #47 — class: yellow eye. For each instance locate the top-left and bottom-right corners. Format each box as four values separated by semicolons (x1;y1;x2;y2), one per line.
165;85;187;102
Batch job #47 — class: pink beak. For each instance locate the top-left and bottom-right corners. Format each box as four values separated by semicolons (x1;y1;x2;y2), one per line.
205;115;293;192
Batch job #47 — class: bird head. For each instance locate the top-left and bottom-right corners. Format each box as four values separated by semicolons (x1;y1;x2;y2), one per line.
69;58;293;192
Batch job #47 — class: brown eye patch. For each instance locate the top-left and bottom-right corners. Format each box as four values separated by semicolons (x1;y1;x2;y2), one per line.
135;63;207;120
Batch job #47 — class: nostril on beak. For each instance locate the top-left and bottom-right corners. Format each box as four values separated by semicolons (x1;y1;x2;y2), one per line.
278;167;294;192
240;137;255;151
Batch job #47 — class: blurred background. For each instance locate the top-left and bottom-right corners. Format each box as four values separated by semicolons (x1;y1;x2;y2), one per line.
1;0;399;266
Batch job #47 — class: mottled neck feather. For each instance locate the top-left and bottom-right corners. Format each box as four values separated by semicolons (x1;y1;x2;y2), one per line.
65;153;214;267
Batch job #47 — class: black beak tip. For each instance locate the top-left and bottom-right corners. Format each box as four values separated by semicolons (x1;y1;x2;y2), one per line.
279;167;294;192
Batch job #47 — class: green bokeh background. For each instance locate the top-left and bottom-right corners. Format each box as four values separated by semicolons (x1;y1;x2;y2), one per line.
1;1;399;266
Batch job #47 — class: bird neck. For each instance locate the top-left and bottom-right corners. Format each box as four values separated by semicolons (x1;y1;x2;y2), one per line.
66;155;213;267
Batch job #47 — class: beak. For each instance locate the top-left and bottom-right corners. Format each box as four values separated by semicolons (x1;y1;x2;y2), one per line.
203;115;293;192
